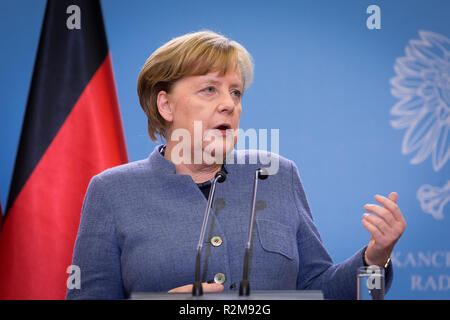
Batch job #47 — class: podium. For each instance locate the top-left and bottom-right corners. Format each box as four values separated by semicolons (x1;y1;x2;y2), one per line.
130;290;324;300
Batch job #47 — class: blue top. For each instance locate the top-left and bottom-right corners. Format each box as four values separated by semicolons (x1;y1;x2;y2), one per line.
66;145;393;299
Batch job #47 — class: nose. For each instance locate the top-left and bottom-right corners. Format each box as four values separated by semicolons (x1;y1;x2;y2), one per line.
217;92;236;114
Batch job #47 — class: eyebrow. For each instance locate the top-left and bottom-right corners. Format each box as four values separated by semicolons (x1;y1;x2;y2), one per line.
200;79;243;89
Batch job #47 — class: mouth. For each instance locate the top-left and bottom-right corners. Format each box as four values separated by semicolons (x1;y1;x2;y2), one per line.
212;123;232;137
213;123;231;131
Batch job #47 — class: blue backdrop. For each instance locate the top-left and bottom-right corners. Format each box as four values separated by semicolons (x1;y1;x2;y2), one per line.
0;0;448;299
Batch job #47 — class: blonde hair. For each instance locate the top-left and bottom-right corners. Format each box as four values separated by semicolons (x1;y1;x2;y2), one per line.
137;30;254;141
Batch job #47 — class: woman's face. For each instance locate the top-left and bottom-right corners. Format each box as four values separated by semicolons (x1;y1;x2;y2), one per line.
160;69;243;164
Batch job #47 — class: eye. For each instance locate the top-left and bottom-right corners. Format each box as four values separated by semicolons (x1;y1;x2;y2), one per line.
231;89;242;98
201;86;216;95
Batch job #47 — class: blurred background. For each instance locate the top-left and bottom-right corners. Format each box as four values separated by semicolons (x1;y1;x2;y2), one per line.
0;0;449;299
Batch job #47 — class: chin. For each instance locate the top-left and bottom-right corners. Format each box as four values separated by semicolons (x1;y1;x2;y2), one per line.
203;139;235;165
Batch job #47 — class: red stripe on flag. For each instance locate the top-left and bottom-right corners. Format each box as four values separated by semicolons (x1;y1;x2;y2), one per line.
0;53;128;299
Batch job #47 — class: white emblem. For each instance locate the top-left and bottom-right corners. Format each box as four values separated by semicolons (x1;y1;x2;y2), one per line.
417;181;450;220
390;30;449;219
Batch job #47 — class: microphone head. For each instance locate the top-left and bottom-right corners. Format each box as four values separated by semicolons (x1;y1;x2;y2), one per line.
257;168;269;180
215;170;227;183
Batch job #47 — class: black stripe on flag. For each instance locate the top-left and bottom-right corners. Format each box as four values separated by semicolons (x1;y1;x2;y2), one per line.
6;0;108;214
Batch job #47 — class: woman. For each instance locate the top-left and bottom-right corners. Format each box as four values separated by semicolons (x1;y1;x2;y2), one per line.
66;30;406;299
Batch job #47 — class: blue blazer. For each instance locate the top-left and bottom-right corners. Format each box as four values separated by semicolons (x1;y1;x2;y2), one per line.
66;145;393;299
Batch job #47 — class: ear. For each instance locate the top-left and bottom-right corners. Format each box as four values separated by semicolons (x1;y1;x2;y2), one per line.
156;90;173;123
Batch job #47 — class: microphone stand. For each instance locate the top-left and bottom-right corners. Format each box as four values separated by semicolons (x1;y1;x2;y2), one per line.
239;168;269;296
192;170;227;296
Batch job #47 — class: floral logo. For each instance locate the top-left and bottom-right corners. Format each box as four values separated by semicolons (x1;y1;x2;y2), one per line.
390;30;449;220
417;182;450;220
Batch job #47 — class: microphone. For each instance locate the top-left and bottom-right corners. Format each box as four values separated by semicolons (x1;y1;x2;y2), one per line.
239;168;269;296
192;170;227;296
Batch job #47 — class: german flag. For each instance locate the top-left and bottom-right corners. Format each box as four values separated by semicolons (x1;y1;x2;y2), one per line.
0;0;128;299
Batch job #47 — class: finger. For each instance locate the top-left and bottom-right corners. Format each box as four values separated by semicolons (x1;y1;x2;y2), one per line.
388;192;398;204
364;204;396;226
362;217;394;250
365;203;406;239
168;284;192;293
203;283;224;293
374;194;403;222
362;217;385;244
362;213;389;236
363;213;405;249
168;282;224;293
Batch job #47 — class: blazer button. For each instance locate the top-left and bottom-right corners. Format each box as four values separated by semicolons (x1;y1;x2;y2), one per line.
214;273;226;284
210;236;223;247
